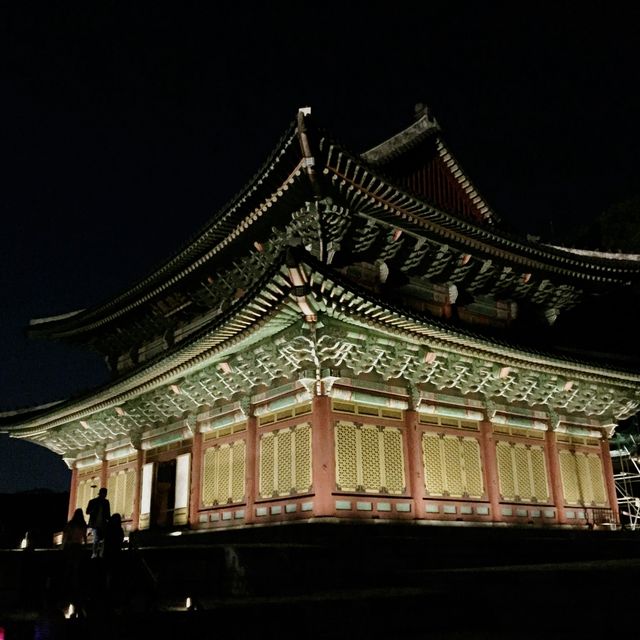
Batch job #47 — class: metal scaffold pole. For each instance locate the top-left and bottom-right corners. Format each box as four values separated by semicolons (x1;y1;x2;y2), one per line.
612;437;640;530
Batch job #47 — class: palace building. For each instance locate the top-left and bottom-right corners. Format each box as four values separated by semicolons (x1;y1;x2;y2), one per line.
4;106;640;531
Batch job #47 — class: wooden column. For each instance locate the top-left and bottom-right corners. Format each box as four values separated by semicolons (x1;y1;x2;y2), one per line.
479;420;501;522
600;436;620;524
405;410;425;519
131;446;145;531
244;411;258;525
312;394;334;517
545;431;567;524
68;464;78;520
99;449;108;492
189;430;204;528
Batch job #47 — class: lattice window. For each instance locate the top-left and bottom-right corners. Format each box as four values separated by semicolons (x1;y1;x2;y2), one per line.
202;439;246;506
106;468;136;519
443;436;463;496
462;438;484;498
258;403;313;427
514;445;532;500
76;476;100;513
107;474;117;511
202;448;217;506
123;469;136;519
419;414;479;431
116;473;126;515
496;442;515;500
496;441;549;503
492;424;545;439
530;447;548;502
231;440;246;503
295;424;312;493
576;453;592;504
259;433;276;498
383;428;405;494
422;433;445;496
332;400;403;421
277;430;294;494
203;420;247;440
559;449;607;507
218;446;231;502
259;423;312;498
335;423;358;491
559;450;580;504
361;426;382;491
588;454;607;505
422;433;483;498
335;422;406;494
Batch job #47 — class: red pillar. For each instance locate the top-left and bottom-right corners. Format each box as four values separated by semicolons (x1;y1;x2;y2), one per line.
600;436;620;524
100;453;108;492
68;465;78;520
545;431;567;524
312;394;334;517
244;412;258;524
189;430;203;528
131;447;144;531
405;410;425;519
479;420;501;522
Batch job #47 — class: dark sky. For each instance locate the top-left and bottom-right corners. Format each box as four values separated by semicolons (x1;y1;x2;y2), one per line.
1;2;640;492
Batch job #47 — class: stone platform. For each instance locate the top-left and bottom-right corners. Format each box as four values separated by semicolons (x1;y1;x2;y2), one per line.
2;520;639;638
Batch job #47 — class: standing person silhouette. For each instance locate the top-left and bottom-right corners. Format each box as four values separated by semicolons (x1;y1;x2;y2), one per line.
86;488;110;559
62;508;88;598
103;513;125;595
103;513;124;561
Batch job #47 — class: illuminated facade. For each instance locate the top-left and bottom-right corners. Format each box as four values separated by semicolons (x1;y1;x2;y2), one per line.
4;107;640;531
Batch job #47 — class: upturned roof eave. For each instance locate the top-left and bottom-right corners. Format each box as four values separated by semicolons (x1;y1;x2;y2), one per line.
4;254;297;437
322;139;640;282
27;121;302;339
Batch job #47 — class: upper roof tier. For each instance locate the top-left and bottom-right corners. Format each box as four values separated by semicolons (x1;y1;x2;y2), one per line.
26;107;640;374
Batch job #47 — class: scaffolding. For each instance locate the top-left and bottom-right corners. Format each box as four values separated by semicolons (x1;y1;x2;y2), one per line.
612;436;640;530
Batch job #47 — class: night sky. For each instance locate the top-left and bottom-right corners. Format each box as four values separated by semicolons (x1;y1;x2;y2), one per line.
2;3;640;492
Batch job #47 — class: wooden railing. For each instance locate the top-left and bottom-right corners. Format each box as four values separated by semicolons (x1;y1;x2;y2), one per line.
584;507;617;529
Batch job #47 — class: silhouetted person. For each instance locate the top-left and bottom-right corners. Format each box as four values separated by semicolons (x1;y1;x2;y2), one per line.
63;508;88;547
86;488;110;559
103;513;125;595
62;508;87;598
103;513;124;560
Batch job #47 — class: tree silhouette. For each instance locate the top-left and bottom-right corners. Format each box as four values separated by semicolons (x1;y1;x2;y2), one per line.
569;196;640;253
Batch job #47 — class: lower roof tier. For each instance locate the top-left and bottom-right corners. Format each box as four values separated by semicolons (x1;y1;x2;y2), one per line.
3;256;640;458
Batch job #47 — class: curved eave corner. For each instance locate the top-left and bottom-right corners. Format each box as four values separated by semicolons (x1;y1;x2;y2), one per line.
546;244;640;265
24;119;303;341
1;256;302;445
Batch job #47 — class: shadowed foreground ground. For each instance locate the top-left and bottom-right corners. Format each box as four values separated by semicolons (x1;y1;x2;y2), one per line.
1;521;639;639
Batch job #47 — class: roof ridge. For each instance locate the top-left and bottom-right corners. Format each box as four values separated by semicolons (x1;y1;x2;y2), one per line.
361;107;440;164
